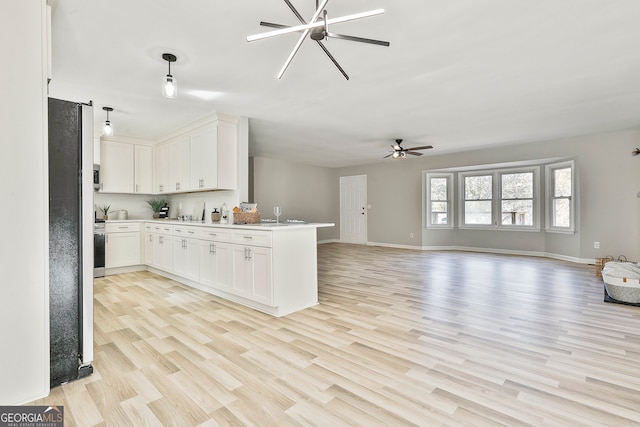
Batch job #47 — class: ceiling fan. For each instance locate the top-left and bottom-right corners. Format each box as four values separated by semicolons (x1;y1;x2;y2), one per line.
246;0;389;80
384;139;433;159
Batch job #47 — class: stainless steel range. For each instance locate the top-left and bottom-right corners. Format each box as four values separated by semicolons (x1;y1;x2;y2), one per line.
93;220;105;278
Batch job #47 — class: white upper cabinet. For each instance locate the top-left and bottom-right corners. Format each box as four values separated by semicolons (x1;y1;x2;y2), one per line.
159;113;238;194
169;136;190;192
100;139;153;194
156;142;170;194
100;140;134;193
190;125;217;191
135;144;153;194
100;113;239;195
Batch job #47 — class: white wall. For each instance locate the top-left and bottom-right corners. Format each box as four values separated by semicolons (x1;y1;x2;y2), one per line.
333;129;640;261
252;157;339;242
0;0;50;404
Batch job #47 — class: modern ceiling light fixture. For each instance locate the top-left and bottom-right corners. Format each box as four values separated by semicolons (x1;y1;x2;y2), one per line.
102;106;113;136
162;53;177;98
247;0;389;80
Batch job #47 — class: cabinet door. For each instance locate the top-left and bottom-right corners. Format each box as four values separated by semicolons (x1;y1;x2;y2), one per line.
217;120;238;190
247;246;273;306
135;145;153;194
173;237;187;277
169;137;190;192
230;245;272;305
152;234;163;269
156;143;170;194
161;234;174;272
144;231;154;266
231;245;251;298
190;127;217;190
200;241;231;291
105;232;141;268
100;140;134;193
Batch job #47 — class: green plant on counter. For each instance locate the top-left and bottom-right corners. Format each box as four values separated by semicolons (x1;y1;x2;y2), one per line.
98;204;111;215
146;198;168;213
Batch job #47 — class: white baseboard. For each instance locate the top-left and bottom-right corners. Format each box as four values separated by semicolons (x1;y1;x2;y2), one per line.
329;240;594;265
318;238;340;244
367;241;423;250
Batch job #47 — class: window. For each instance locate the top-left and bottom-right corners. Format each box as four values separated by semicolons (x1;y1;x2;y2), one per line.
460;167;539;230
501;172;533;226
463;174;492;225
426;173;453;228
546;161;574;232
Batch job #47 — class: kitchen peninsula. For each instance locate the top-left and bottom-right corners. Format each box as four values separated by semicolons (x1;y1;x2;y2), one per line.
105;220;334;317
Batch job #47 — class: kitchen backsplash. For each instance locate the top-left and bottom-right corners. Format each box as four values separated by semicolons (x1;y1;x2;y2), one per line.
94;190;240;221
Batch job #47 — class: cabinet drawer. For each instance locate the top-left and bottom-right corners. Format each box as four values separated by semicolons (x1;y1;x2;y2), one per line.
173;225;199;237
232;229;272;247
106;222;141;233
159;224;173;234
198;228;231;242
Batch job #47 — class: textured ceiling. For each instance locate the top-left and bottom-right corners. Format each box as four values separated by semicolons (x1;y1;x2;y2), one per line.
49;0;640;167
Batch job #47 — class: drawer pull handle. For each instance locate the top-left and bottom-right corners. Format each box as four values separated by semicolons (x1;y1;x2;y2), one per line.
243;236;253;239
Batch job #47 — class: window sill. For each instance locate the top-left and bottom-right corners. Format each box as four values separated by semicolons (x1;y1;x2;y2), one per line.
459;225;541;232
545;228;575;235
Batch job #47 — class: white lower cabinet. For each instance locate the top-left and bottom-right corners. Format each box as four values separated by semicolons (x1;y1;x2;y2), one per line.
138;221;322;316
199;240;232;292
231;244;273;306
105;223;141;268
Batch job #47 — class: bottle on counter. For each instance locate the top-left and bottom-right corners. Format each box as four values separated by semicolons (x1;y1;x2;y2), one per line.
220;203;228;224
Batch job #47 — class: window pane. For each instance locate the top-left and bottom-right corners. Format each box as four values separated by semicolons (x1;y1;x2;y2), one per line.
431;212;448;224
430;178;447;201
502;172;533;199
554;168;571;197
465;175;492;199
465;200;492;224
501;200;533;225
431;201;447;213
553;199;570;227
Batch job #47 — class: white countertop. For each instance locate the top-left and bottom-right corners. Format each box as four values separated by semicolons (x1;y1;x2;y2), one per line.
105;219;334;230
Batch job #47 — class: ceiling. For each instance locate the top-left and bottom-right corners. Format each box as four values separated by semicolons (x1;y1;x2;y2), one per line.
49;0;640;168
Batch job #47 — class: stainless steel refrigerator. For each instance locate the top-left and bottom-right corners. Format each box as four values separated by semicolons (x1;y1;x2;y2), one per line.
48;98;94;387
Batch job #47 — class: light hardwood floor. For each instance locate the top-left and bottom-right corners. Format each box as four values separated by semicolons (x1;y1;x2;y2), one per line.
31;243;640;426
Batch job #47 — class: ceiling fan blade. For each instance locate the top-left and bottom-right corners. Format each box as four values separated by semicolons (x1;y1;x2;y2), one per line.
405;145;433;151
283;0;307;24
260;21;291;30
407;151;423;156
326;32;390;47
259;25;348;78
247;7;383;42
316;41;349;80
276;0;329;79
383;153;393;158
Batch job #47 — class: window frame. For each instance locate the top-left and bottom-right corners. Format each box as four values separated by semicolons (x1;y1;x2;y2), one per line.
459;172;494;228
425;173;454;229
545;160;575;234
459;166;540;231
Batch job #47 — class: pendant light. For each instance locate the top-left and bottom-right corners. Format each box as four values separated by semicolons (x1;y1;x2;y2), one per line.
162;53;177;98
102;107;113;136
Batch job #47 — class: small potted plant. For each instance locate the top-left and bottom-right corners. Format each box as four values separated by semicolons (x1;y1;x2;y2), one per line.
147;198;168;219
98;204;111;220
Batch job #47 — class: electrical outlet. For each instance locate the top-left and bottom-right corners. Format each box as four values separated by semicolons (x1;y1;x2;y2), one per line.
410;233;414;238
594;241;600;249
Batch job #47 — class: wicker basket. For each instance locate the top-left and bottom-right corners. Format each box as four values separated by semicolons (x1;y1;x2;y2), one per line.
233;211;261;224
595;256;614;277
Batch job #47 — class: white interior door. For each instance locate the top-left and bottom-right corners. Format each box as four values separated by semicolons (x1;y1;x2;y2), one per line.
340;175;367;244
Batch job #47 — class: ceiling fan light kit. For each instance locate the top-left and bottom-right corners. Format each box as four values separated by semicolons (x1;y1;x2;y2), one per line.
162;53;178;98
384;139;433;159
247;0;389;80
